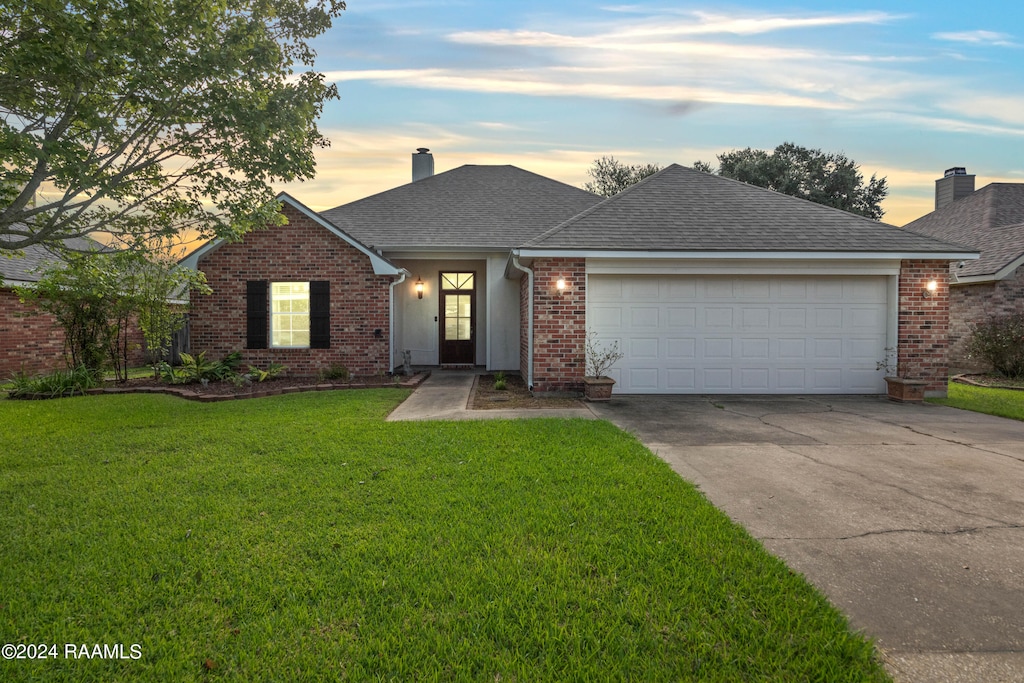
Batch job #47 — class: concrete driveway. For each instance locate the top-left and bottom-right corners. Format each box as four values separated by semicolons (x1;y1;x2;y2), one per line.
587;395;1024;683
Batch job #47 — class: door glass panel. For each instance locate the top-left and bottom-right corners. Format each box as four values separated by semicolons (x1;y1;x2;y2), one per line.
443;294;472;340
441;273;474;290
457;318;471;340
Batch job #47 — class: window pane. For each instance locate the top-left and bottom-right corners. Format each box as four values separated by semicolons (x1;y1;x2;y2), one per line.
457;318;471;340
441;272;474;291
458;295;471;317
445;319;458;340
271;282;311;348
445;295;459;318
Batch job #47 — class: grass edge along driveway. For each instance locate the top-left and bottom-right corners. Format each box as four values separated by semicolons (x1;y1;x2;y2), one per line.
0;391;890;682
929;381;1024;421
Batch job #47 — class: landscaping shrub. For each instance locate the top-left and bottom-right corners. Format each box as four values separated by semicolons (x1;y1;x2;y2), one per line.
320;362;350;381
6;365;100;399
968;314;1024;379
158;350;244;384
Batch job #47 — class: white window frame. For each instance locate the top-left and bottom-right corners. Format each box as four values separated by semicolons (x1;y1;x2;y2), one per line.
270;282;311;348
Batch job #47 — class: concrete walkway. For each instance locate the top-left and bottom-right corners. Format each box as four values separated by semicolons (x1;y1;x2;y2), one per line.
386;371;595;421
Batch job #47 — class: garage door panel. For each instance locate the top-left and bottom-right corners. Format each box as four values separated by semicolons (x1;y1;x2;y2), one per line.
589;274;888;394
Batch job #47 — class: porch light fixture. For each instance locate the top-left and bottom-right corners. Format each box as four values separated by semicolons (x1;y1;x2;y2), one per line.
415;277;424;300
922;280;938;298
555;277;567;294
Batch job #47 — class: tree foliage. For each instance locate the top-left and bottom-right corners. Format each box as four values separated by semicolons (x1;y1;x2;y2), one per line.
0;0;345;252
693;142;888;220
583;156;662;198
16;251;209;379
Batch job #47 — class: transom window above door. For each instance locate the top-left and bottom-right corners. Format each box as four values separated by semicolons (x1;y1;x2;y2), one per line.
441;272;474;290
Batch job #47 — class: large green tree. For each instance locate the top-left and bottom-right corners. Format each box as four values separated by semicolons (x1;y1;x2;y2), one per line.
583;156;662;197
694;142;889;220
0;0;345;252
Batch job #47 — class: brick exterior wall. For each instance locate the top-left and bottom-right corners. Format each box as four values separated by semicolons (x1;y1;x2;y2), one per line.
1;288;147;378
190;204;394;377
897;260;950;394
529;258;586;394
948;265;1024;373
0;288;68;377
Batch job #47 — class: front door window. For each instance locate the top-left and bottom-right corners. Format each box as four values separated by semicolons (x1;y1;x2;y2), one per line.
440;272;475;364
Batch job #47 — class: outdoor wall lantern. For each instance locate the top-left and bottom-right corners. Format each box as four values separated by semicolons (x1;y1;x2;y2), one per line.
415;277;424;300
922;280;938;298
555;277;567;294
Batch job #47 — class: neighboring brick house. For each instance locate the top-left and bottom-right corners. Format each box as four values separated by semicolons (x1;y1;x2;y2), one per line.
184;151;976;397
902;168;1024;373
0;237;145;377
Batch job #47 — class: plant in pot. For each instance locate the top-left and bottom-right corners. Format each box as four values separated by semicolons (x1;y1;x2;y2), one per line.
877;349;928;402
582;330;624;401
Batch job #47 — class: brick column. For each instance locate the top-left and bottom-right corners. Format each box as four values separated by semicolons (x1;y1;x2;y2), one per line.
530;258;586;394
897;259;950;396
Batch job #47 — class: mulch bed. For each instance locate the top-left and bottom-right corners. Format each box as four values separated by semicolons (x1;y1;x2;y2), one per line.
952;373;1024;391
469;373;583;410
67;372;431;403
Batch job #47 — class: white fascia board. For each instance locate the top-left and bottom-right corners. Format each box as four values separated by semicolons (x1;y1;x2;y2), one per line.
952;253;1024;285
277;193;402;276
383;250;507;261
515;248;981;261
587;257;903;276
2;279;35;288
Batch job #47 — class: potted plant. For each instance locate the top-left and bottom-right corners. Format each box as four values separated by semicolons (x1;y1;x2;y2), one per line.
582;330;624;401
877;351;928;402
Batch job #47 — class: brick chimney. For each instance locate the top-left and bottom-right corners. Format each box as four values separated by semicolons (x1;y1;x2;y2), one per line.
412;148;434;182
935;167;975;210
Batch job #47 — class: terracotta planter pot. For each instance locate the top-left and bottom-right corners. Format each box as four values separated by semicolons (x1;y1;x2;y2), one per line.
884;376;928;402
583;376;615;402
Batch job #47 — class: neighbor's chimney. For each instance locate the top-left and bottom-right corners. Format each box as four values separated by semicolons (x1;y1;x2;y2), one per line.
412;148;434;182
935;167;975;210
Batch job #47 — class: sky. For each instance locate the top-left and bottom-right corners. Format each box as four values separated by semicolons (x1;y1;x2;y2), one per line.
277;0;1024;227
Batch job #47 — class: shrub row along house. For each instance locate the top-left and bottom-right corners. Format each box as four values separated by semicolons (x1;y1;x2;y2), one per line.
177;150;981;398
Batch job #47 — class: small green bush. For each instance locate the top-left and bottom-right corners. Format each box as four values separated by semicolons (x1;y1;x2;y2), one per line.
6;365;100;399
248;362;286;382
159;351;245;384
321;363;350;381
968;314;1024;378
493;371;507;390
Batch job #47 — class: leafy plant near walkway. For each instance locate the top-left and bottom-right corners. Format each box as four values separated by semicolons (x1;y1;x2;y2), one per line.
5;365;99;399
0;392;891;682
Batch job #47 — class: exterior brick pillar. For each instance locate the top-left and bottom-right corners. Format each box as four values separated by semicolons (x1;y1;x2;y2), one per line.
897;259;951;396
529;258;586;394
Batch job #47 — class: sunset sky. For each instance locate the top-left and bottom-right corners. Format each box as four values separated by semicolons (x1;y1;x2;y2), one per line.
277;1;1024;228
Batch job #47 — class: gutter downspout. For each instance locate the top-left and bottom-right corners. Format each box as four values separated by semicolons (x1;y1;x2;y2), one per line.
510;252;534;390
388;270;409;374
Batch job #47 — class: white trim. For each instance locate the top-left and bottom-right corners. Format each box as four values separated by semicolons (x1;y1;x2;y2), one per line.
952;253;1024;285
1;279;35;288
388;270;410;373
585;257;902;276
516;248;980;261
181;193;403;276
509;254;534;390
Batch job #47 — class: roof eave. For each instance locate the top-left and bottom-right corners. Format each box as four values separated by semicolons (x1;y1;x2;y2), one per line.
513;248;981;261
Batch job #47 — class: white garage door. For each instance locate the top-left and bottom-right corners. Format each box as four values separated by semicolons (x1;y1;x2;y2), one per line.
588;275;888;394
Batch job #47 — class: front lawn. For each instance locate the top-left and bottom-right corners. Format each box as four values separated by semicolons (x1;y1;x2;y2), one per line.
929;381;1024;421
0;391;889;682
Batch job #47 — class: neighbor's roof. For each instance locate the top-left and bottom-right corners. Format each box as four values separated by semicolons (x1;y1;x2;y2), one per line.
321;165;602;251
0;234;107;285
521;164;976;256
902;183;1024;280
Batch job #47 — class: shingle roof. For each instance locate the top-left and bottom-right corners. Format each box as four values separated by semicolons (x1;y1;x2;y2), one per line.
523;164;974;254
321;165;602;250
0;235;106;284
902;184;1024;279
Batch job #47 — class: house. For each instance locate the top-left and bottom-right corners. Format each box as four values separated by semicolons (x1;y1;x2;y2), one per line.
0;237;121;376
182;151;977;397
902;168;1024;372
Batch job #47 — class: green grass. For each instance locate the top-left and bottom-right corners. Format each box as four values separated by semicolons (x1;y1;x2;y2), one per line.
0;391;889;682
929;381;1024;421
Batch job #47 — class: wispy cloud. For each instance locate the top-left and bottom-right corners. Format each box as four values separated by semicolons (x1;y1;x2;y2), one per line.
931;30;1018;47
597;7;900;35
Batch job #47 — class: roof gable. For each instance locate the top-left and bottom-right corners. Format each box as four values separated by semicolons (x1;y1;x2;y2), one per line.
321;165;602;251
903;184;1024;279
523;164;973;255
180;193;402;276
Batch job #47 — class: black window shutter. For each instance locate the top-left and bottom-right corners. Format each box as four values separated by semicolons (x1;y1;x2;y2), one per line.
246;280;268;349
310;280;330;349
